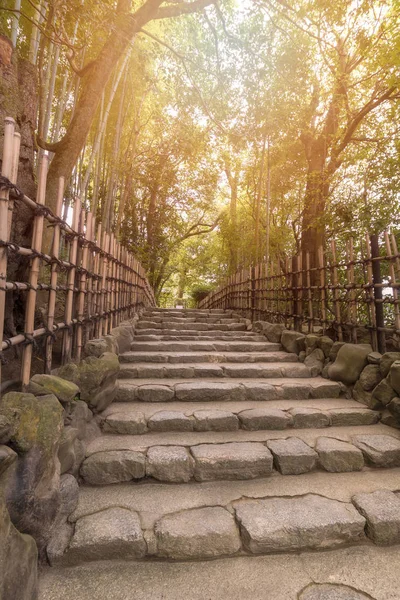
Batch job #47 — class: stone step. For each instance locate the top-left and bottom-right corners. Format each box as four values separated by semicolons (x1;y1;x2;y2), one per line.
49;465;400;566
143;309;230;315
101;400;379;435
133;334;266;342
39;545;400;599
120;351;298;364
136;322;247;332
115;377;343;403
141;315;242;323
129;341;281;353
79;424;398;485
134;329;260;338
118;362;312;380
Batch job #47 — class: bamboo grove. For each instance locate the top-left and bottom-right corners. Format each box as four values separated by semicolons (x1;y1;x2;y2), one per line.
1;0;400;305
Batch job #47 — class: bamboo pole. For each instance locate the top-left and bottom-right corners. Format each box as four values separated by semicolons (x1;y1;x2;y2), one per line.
62;198;80;363
45;177;64;373
8;132;21;238
346;239;357;343
365;233;378;351
21;154;48;387
0;118;16;389
330;240;342;341
385;231;400;334
76;210;91;361
318;246;326;333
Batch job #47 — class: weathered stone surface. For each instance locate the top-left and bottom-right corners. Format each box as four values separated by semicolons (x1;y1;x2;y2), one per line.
304;349;325;376
380;352;400;377
58;427;79;474
234;494;365;553
256;322;286;343
281;382;311;399
315;437;364;472
80;450;145;485
68;508;146;563
318;336;334;358
64;400;92;440
381;409;400;429
1;392;64;555
0;414;15;445
59;474;79;517
148;411;193;432
0;444;17;478
193;410;239;431
146;446;194;482
102;411;147;435
368;351;382;365
281;330;304;354
352;490;400;545
305;335;319;355
329;408;379;427
290;408;330;429
57;353;120;413
192;442;273;481
176;382;244;402
243;382;277;400
371;377;396;407
110;326;134;353
387;397;400;419
238;408;291;431
136;385;175;403
267;438;317;475
352;380;379;409
328;341;346;362
359;365;382;391
85;336;119;358
389;361;400;395
352;434;400;467
0;498;38;600
299;583;374;599
328;344;371;385
28;374;80;404
155;507;241;559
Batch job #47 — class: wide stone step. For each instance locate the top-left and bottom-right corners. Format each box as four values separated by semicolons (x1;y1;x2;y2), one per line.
134;329;261;338
118;362;311;380
116;377;343;403
53;478;400;566
136;321;247;332
120;351;298;364
129;341;281;353
80;424;399;485
143;309;230;316
133;334;267;342
141;315;242;323
100;401;379;435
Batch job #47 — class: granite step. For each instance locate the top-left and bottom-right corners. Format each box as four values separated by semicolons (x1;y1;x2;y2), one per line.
118;362;312;380
133;329;261;338
79;424;399;485
100;401;380;435
120;351;298;364
129;341;282;353
136;321;247;332
133;334;266;342
115;377;343;403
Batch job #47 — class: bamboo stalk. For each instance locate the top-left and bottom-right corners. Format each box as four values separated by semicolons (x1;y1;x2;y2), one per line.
385;231;400;333
330;240;342;341
347;239;357;343
62;198;80;363
21;154;48;387
8;132;21;238
318;246;326;333
76;210;92;360
45;177;64;373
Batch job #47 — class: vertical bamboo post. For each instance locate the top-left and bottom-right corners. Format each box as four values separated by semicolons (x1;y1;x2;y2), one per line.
100;232;109;336
62;198;80;364
85;213;94;342
8;131;21;237
330;240;342;341
94;223;102;338
45;177;64;373
0;118;16;389
385;231;400;334
318;246;326;334
365;234;378;351
370;234;386;354
76;210;91;361
347;238;357;343
21;154;48;387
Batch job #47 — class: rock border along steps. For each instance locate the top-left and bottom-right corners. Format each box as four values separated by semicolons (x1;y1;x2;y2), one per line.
52;309;400;565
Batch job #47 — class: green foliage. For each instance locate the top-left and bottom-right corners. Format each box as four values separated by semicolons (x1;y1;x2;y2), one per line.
190;283;215;306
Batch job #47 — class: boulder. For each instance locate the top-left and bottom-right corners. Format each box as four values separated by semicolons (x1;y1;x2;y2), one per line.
28;374;79;404
387;397;400;419
380;352;400;377
358;364;382;391
368;352;382;365
328;341;346;362
328;344;371;385
0;414;15;445
155;507;241;560
352;380;380;410
281;330;304;354
258;322;286;343
371;377;396;407
57;352;120;413
84;335;119;358
318;336;334;358
304;348;324;376
305;334;319;356
389;361;400;395
64;400;93;440
58;427;79;474
110;326;134;353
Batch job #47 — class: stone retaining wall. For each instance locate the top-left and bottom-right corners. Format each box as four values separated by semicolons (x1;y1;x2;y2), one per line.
255;321;400;428
0;312;143;600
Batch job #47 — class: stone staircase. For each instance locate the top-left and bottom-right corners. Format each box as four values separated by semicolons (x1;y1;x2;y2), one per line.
40;308;400;599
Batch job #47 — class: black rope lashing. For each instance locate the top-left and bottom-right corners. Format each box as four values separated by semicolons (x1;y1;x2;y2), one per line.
0;175;25;200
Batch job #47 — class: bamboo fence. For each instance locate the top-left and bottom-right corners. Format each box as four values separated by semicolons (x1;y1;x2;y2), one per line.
0;117;155;389
199;236;400;354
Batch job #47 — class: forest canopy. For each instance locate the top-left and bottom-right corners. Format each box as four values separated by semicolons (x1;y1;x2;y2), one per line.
1;0;399;305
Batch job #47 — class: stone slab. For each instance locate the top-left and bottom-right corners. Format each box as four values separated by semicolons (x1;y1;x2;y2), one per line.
80;450;145;485
267;438;317;475
352;435;400;468
146;446;194;483
315;437;364;472
238;408;291;431
234;494;366;553
290;408;331;429
147;411;193;432
191;442;273;481
193;410;239;431
352;490;400;545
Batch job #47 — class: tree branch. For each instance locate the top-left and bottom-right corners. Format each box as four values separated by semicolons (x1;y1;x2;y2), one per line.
155;0;215;20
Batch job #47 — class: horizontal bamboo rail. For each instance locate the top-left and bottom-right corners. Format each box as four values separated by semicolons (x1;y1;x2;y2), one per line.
0;118;156;389
199;235;400;354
